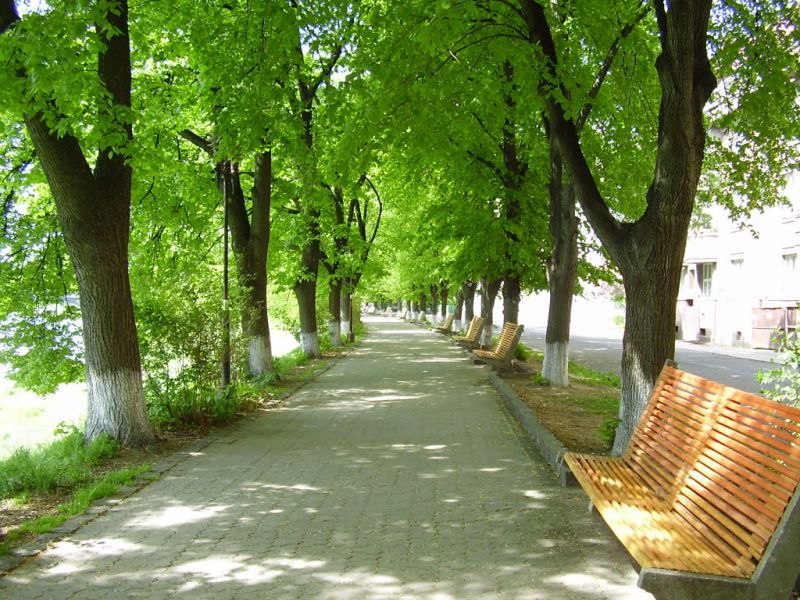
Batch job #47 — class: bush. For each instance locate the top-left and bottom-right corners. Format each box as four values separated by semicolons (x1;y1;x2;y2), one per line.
758;332;800;406
146;380;255;429
600;417;619;448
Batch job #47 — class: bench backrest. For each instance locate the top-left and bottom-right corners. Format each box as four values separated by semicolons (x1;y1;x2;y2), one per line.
492;323;524;359
464;316;484;341
440;313;454;329
627;363;800;578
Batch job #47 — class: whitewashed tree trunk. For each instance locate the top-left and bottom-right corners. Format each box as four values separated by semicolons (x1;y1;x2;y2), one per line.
300;331;319;357
328;321;341;347
542;341;569;387
248;334;273;377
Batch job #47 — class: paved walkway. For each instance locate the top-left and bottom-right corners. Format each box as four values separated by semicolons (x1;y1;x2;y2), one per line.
1;318;650;599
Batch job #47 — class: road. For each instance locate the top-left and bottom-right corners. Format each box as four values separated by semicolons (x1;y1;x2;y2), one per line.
520;327;781;395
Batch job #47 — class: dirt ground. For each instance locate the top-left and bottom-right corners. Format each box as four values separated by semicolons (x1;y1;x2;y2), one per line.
499;358;617;455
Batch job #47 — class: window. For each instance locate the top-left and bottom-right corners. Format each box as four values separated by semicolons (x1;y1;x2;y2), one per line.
784;253;797;276
783;254;798;292
697;262;715;297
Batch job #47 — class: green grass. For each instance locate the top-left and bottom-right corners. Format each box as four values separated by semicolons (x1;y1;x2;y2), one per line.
0;429;119;499
568;362;621;387
0;464;152;555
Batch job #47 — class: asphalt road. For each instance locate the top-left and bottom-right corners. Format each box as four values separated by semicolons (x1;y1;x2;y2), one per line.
520;327;781;395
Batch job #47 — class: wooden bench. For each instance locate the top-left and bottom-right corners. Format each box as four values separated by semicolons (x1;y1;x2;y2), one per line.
434;313;454;334
398;309;408;320
472;322;523;371
453;315;484;350
564;361;800;600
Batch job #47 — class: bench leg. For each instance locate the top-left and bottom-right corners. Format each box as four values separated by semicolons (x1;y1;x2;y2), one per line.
639;568;754;600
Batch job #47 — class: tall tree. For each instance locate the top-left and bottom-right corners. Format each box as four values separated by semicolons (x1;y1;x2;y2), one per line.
179;132;276;378
541;4;649;387
0;0;153;446
518;0;717;453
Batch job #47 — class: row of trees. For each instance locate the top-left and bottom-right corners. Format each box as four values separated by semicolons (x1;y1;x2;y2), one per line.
1;0;798;453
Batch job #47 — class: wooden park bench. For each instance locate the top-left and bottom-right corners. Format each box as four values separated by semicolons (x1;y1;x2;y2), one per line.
472;322;523;371
398;309;408;320
434;313;454;334
564;361;800;600
452;315;484;350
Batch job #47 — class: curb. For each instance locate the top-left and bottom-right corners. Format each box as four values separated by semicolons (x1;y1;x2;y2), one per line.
0;350;347;578
487;371;578;487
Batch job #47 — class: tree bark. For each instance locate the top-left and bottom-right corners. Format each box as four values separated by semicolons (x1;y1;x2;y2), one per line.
519;0;717;453
225;154;274;377
294;224;322;358
10;0;154;446
502;275;521;325
328;277;342;347
440;284;448;319
340;283;353;342
462;281;476;323
429;284;438;324
454;289;465;330
479;278;502;348
542;144;578;387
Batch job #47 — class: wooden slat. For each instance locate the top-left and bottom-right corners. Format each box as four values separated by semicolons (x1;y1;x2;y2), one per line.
564;362;800;581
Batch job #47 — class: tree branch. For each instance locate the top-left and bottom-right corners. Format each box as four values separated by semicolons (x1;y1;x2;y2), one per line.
362;175;382;248
466;147;504;182
575;3;650;132
178;129;214;156
518;0;621;249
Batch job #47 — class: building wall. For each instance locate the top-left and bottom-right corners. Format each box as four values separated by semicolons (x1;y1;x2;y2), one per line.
677;178;800;348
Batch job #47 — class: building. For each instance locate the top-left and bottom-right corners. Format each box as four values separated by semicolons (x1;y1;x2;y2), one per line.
676;178;800;348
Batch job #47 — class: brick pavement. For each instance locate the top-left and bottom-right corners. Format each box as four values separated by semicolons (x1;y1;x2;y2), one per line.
0;317;651;599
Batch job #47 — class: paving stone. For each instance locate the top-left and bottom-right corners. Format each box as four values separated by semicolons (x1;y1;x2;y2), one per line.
0;318;651;598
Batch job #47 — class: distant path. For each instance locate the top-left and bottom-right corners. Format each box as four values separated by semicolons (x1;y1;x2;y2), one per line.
2;317;650;599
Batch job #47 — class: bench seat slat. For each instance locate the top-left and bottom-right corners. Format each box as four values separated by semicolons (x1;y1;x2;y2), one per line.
567;454;750;577
695;446;793;520
564;362;800;593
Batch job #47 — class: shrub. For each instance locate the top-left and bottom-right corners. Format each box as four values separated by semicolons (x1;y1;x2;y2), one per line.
600;417;619;448
758;332;800;406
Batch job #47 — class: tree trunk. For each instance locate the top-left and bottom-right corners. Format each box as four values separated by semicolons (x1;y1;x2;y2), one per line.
543;146;578;387
480;278;502;348
294;223;322;358
12;1;153;447
454;289;465;330
328;277;342;347
502;275;521;325
225;154;274;377
429;284;438;324
462;281;476;323
295;278;320;358
518;0;717;453
419;293;427;321
340;284;353;342
440;284;448;319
